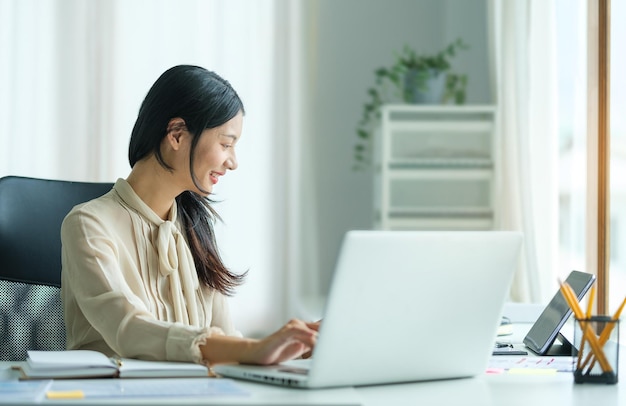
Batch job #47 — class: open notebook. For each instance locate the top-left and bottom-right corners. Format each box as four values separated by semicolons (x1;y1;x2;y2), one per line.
214;230;523;388
19;350;209;379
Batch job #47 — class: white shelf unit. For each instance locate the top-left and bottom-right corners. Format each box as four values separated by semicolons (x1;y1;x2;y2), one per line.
374;105;497;231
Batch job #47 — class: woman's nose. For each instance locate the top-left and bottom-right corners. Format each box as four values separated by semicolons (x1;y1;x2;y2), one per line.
226;153;238;170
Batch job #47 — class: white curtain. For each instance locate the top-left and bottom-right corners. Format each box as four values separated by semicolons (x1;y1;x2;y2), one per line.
0;0;224;181
273;2;323;321
0;0;306;336
490;0;559;303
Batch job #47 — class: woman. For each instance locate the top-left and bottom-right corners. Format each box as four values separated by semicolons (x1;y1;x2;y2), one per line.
61;65;318;366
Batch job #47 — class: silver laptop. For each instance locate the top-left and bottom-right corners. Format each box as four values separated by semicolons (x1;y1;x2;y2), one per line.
214;230;523;388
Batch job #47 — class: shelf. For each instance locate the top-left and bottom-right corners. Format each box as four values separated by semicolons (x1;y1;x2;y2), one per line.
385;217;494;231
388;207;493;217
388;158;493;169
374;105;497;231
383;104;496;118
388;120;493;133
387;168;493;179
387;125;492;162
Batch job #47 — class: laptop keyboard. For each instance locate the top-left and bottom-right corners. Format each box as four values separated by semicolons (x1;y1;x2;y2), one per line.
277;367;309;375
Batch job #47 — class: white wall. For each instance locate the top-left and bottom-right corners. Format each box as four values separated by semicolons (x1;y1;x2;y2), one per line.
302;0;491;297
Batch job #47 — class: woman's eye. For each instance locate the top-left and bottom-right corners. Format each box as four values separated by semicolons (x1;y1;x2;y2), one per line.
223;144;232;149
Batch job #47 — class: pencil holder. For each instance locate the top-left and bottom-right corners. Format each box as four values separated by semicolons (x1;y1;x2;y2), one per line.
573;316;619;384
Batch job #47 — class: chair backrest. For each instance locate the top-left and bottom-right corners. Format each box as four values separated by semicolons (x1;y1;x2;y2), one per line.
0;176;113;360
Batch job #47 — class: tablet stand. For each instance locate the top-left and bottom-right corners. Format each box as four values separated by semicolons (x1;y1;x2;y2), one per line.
544;332;576;356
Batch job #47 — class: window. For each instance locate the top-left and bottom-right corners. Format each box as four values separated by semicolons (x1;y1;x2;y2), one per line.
556;0;588;292
609;0;625;311
556;0;619;313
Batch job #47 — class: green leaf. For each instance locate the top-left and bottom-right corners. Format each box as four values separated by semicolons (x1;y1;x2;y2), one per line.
357;129;369;140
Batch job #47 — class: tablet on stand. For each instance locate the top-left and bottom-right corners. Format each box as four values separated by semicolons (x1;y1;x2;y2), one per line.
523;270;596;356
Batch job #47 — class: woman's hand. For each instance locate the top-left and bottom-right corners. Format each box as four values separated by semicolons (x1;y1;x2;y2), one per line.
241;319;319;365
200;319;320;366
300;320;321;359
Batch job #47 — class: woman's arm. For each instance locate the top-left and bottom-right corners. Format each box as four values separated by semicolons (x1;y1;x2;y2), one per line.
201;319;318;365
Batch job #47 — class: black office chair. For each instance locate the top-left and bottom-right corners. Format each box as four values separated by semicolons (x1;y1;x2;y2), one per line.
0;176;113;360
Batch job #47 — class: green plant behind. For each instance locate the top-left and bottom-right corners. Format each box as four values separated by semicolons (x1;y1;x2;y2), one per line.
354;38;469;170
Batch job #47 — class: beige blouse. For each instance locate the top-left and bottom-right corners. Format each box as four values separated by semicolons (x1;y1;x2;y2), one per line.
61;178;239;363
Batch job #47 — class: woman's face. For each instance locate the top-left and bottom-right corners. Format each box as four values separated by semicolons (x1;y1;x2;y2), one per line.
185;111;243;195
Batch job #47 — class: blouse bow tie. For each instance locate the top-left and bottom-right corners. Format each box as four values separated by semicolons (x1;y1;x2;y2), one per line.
156;220;200;325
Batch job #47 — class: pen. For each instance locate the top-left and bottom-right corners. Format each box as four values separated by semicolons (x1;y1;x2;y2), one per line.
495;341;513;348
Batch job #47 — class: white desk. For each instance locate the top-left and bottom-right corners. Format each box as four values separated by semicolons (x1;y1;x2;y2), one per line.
1;322;623;405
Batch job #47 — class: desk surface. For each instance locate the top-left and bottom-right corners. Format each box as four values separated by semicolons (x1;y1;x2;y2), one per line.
1;322;623;406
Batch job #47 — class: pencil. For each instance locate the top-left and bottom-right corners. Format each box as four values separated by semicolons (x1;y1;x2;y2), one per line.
586;285;596;318
560;282;612;373
581;296;626;372
576;284;596;369
613;296;626;320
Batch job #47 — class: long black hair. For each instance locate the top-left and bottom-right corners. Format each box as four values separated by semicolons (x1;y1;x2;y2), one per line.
129;65;245;295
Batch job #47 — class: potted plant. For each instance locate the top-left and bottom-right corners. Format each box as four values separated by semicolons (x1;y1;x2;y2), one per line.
354;38;469;169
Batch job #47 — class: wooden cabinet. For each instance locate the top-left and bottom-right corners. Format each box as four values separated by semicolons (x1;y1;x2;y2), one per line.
374;105;497;230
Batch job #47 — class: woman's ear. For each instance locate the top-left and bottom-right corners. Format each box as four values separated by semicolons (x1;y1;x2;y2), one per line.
166;118;187;149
